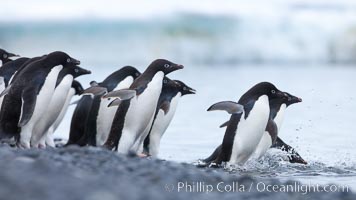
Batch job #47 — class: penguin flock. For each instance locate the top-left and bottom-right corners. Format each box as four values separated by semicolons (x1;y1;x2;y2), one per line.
0;48;307;167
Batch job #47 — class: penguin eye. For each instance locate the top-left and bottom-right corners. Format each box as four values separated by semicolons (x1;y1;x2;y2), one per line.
271;90;276;94
164;64;170;68
67;58;71;63
288;97;292;101
74;68;79;73
135;72;140;77
3;54;7;59
183;87;187;90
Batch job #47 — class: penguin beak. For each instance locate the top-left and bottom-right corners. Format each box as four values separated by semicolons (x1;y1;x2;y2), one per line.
7;52;20;58
187;88;196;94
171;64;184;72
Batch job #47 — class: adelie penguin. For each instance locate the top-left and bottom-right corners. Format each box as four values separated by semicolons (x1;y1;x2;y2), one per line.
0;48;19;66
0;51;81;148
205;82;288;166
103;59;184;154
202;92;306;166
31;65;91;148
66;66;141;146
139;78;196;157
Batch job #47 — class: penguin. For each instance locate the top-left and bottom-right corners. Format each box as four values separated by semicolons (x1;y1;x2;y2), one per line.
66;66;141;146
31;65;91;148
103;59;184;154
253;92;302;159
0;57;30;92
206;82;287;166
41;80;84;147
88;66;141;146
203;92;306;165
66;93;94;146
0;56;46;111
140;79;195;157
0;51;81;148
0;48;19;66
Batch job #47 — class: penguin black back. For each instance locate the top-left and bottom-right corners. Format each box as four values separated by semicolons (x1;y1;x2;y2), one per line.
0;57;29;87
99;66;141;92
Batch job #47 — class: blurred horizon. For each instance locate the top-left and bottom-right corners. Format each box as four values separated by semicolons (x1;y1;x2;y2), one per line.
1;0;356;66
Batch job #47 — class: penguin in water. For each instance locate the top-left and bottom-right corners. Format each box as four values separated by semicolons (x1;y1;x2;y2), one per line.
41;80;84;147
253;92;303;159
201;92;306;165
0;48;19;66
31;65;91;148
85;66;141;146
103;59;184;154
0;51;81;148
140;79;196;157
205;82;287;166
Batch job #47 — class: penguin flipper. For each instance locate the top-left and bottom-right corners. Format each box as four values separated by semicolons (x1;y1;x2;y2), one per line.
108;98;121;107
219;120;230;128
82;86;107;97
103;89;136;100
18;85;39;127
160;101;170;115
207;101;244;114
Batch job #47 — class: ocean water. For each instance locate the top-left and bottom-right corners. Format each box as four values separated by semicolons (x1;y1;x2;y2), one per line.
0;3;356;191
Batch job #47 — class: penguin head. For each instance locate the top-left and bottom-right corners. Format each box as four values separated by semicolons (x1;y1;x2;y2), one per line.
0;48;19;63
68;65;91;78
45;51;80;67
148;59;184;75
174;80;196;95
163;76;180;88
283;92;302;106
119;66;141;79
240;82;286;103
72;80;84;95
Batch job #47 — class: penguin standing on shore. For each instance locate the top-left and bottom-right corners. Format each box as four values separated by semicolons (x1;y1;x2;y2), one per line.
206;82;287;166
0;49;19;65
140;79;195;157
103;59;184;154
66;66;141;146
0;51;81;148
42;80;84;147
89;66;141;146
31;65;91;148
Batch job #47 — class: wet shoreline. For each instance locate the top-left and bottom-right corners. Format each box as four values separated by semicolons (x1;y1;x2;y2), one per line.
0;145;353;200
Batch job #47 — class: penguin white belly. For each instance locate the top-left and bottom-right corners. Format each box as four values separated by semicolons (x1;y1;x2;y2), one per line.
253;131;272;159
19;65;63;148
147;93;181;156
0;77;5;93
273;104;286;131
45;88;75;147
31;74;73;147
0;77;5;107
96;76;134;146
117;72;164;154
229;95;270;165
